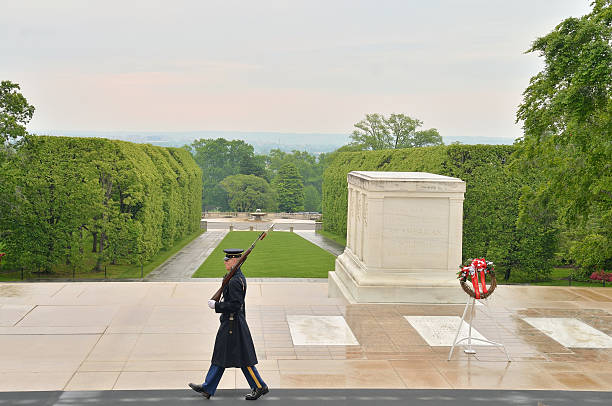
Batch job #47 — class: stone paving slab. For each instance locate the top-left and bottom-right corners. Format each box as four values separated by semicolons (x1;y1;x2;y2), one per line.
0;281;611;392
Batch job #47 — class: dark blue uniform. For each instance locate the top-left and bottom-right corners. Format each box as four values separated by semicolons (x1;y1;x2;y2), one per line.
200;267;266;397
212;268;258;367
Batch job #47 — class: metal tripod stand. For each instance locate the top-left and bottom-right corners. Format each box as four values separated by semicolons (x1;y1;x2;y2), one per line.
447;295;511;361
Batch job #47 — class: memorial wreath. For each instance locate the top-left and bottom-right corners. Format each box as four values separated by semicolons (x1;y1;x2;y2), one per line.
457;258;496;299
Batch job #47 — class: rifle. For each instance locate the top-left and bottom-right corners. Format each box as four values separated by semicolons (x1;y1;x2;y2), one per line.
210;224;274;302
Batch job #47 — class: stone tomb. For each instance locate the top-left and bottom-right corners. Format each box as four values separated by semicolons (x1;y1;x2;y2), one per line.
329;171;467;303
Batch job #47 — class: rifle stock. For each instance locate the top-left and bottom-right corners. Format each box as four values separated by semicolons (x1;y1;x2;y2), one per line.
210;224;274;302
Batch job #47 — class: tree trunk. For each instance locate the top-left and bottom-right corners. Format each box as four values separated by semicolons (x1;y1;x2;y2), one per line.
92;232;98;253
66;231;72;265
95;256;103;272
99;232;105;253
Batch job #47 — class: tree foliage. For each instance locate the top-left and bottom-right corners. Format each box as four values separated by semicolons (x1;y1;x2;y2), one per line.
516;0;611;273
187;139;328;213
220;174;277;212
350;113;443;150
274;162;305;212
304;185;321;212
265;149;326;194
0;80;35;144
0;136;202;273
188;138;265;210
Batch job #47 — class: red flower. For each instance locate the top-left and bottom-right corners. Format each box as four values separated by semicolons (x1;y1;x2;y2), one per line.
590;270;612;282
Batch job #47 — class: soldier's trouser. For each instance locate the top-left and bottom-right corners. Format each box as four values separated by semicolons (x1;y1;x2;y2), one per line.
202;364;266;395
202;364;224;395
241;365;266;390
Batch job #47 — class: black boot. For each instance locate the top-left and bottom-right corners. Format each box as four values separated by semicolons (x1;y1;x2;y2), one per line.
188;383;211;399
245;386;269;400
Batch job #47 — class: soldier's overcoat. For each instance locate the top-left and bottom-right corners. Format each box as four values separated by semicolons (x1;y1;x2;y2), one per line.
211;268;258;368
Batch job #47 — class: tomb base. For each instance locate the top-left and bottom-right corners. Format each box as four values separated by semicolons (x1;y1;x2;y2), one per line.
329;248;466;304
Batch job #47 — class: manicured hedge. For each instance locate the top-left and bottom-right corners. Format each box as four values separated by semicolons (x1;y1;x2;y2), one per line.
322;144;555;278
0;136;202;272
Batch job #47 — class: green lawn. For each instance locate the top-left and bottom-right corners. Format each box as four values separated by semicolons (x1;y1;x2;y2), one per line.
0;229;204;281
192;231;336;278
316;229;346;247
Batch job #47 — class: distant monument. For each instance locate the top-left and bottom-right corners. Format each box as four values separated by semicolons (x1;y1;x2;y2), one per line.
328;171;467;303
250;209;267;221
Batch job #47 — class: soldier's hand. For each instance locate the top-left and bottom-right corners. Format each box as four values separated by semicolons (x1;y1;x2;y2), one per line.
208;300;216;309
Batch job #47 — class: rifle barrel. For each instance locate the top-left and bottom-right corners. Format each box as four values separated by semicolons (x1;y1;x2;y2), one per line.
210;224;274;301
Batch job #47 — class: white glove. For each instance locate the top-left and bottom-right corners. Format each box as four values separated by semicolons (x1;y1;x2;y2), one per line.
208;300;216;309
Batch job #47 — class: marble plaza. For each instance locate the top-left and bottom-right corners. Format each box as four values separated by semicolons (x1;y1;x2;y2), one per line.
0;281;611;392
522;317;612;349
403;316;492;347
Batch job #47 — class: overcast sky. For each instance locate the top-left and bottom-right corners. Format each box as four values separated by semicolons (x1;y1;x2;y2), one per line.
0;0;593;140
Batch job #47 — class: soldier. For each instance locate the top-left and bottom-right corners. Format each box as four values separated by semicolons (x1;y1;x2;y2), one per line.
189;248;269;401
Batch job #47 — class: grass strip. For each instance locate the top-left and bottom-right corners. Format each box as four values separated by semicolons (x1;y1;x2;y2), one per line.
192;231;335;278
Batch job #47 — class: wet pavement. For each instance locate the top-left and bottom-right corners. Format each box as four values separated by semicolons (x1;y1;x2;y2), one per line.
294;231;345;256
145;231;228;281
0;281;611;392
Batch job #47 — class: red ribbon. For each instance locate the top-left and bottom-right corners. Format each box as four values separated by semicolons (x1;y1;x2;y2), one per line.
479;270;488;294
472;258;486;269
471;272;481;299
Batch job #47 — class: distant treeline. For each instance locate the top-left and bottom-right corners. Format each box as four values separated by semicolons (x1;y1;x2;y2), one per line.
187;138;331;213
0;136;202;272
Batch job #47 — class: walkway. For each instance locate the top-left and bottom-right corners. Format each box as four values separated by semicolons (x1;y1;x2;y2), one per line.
0;282;610;392
295;231;345;256
145;231;228;281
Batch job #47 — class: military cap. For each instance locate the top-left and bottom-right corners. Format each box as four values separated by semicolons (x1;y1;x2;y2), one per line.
223;248;244;261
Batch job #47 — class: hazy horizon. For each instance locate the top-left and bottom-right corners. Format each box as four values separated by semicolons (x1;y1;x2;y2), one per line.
2;0;593;140
36;129;516;154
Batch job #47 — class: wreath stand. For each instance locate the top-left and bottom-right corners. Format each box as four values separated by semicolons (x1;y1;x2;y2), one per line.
447;295;511;361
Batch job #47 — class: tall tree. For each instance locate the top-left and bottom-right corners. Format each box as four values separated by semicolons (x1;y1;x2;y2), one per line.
350;113;443;150
188;138;266;210
385;113;443;148
266;149;325;193
516;0;611;273
303;185;321;212
274;162;304;212
350;114;391;150
0;80;35;144
219;174;277;212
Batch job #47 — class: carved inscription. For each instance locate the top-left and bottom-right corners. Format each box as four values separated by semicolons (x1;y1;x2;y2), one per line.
415;182;462;192
382;197;449;270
